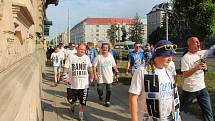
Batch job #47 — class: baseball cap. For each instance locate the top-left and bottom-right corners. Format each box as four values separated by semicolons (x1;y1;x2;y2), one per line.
152;40;177;57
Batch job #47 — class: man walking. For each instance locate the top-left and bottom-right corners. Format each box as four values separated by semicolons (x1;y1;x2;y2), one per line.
93;43;119;107
126;42;145;75
180;36;214;121
63;43;94;121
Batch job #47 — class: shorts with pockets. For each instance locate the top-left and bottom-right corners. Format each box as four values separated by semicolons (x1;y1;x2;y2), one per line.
67;88;89;105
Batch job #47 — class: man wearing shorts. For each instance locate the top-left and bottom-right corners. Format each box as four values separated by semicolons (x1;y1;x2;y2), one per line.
63;43;93;121
50;46;63;86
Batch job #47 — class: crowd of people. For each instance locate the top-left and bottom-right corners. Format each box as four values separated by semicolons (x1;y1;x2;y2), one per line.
45;36;214;121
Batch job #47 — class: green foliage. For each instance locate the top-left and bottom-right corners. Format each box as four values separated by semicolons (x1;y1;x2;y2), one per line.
121;26;127;42
148;27;166;45
107;25;117;45
171;0;215;40
129;13;145;43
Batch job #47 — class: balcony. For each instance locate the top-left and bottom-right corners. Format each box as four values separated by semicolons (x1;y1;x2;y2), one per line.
45;0;59;9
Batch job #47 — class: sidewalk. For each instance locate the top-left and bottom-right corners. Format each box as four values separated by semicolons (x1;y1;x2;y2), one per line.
42;65;130;121
41;65;201;121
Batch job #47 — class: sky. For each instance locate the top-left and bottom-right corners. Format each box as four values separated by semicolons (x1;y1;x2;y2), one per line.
46;0;168;40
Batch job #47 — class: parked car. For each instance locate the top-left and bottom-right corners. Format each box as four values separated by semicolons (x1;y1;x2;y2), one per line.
114;41;135;59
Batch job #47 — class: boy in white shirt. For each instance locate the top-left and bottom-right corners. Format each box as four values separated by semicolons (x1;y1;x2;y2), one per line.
50;46;63;86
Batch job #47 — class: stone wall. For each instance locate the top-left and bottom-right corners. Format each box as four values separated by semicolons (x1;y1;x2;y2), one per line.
0;52;43;121
0;0;46;121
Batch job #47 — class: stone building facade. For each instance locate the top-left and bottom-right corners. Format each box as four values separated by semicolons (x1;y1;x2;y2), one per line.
0;0;58;121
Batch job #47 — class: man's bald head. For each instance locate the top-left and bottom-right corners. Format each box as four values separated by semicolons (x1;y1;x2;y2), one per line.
187;36;200;53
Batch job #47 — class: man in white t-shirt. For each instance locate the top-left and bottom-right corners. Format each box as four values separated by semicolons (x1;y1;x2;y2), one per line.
50;46;63;86
63;43;93;121
181;36;213;121
93;43;119;107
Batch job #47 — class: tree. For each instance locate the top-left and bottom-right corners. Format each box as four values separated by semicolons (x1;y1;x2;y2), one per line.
129;13;144;43
107;25;117;45
50;40;54;45
171;0;215;41
121;25;127;42
148;27;166;45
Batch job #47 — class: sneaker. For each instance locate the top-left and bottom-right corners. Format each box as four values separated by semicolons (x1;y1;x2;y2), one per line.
105;101;110;107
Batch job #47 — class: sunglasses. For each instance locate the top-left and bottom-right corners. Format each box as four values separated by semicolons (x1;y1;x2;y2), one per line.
135;45;141;48
155;44;177;51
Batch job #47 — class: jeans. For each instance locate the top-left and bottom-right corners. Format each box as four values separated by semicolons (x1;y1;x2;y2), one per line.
180;88;214;121
97;83;111;102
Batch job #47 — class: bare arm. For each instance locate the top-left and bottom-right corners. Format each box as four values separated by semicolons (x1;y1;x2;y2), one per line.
183;63;205;78
113;66;119;73
62;67;69;82
128;93;138;121
126;61;131;75
88;67;94;83
141;60;145;64
93;66;99;81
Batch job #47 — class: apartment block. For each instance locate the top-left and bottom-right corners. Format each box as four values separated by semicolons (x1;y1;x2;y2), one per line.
71;18;138;44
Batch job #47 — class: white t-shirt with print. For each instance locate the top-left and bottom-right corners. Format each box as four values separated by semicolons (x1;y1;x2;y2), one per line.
64;54;92;89
51;52;63;67
181;50;207;92
129;66;174;121
93;54;116;84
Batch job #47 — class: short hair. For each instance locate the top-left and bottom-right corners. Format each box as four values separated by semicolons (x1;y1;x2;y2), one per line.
59;43;64;47
101;43;110;47
187;36;200;45
134;41;141;46
77;43;87;48
54;45;60;50
87;42;93;46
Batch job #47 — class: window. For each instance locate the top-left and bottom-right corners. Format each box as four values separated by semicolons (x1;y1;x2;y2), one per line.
96;29;99;32
96;25;99;27
96;34;99;36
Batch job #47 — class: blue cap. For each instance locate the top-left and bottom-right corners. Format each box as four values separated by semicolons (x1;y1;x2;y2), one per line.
152;40;176;57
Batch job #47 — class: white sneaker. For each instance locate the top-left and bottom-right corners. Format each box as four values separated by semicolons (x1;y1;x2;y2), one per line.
105;101;110;107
